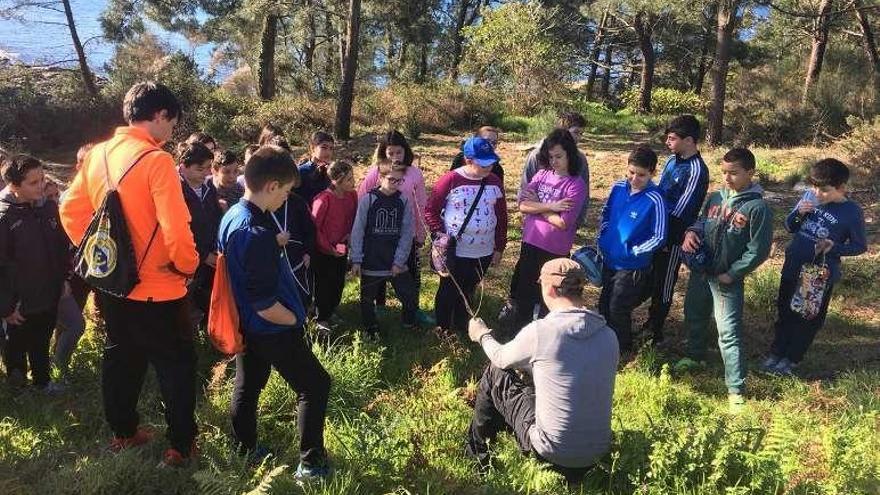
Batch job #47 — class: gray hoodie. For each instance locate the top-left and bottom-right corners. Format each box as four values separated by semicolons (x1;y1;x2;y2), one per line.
479;307;619;467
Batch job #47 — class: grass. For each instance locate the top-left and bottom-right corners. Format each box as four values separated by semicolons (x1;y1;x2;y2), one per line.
1;131;878;494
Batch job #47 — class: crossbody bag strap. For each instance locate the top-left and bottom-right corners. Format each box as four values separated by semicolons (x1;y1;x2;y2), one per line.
456;178;487;240
103;145;162;271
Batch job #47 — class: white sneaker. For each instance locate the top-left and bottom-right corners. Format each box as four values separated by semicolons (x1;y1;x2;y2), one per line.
761;354;781;372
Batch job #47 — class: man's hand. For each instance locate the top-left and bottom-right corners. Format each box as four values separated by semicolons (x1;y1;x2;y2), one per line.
468;317;492;343
351;263;361;276
798;200;815;216
391;264;404;276
204;252;218;268
815;239;834;255
3;309;25;326
717;273;734;285
682;231;701;253
276;231;290;247
491;251;502;266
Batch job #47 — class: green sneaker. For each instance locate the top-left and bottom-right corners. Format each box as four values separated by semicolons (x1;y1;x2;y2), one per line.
673;357;706;373
728;393;746;414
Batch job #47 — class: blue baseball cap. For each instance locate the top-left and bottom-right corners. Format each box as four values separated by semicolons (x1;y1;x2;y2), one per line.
463;136;500;168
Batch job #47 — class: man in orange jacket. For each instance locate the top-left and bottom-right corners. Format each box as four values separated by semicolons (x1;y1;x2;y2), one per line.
60;82;200;467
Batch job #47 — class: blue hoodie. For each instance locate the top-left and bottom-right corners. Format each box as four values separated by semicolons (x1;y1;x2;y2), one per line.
658;153;709;244
598;180;667;270
217;200;306;335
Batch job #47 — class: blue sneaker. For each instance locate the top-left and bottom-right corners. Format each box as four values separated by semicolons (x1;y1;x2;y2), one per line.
295;461;332;482
416;309;436;326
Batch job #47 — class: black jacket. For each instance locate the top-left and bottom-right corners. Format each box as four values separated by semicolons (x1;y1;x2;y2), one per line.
0;190;70;316
274;193;315;266
180;177;223;261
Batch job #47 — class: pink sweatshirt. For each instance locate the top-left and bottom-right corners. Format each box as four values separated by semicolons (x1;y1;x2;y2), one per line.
357;164;428;245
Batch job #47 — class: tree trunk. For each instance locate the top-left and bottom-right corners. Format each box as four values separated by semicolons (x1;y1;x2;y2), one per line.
61;0;98;97
417;42;428;82
633;11;656;113
706;0;742;146
853;0;880;92
448;0;470;81
335;0;361;140
585;9;609;98
694;4;716;94
323;9;335;82
802;0;834;104
304;0;316;71
601;43;613;96
258;14;278;100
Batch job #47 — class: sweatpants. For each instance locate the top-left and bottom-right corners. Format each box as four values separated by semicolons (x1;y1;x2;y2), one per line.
434;254;492;334
770;277;834;363
312;252;348;322
645;245;683;338
465;364;591;484
97;293;197;455
375;241;421;307
54;289;86;373
360;272;417;329
231;329;331;467
2;309;56;388
508;243;558;329
598;266;651;351
684;272;747;395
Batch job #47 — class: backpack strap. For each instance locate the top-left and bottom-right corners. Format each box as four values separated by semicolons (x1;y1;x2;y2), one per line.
456;178;487;240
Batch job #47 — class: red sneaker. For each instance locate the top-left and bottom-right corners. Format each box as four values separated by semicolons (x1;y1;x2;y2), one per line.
160;443;199;468
108;427;154;453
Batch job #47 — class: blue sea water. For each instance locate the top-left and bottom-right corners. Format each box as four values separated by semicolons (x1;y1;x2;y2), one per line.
0;0;220;78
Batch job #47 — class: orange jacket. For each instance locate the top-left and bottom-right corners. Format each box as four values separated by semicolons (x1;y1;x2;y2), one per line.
61;126;199;302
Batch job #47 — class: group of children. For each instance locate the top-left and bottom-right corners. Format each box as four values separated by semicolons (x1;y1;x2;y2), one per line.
0;103;869;472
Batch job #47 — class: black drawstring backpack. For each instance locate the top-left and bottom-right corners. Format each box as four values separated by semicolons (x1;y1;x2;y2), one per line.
72;145;160;297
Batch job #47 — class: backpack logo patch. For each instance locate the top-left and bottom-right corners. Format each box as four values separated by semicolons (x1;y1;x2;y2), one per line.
81;215;118;278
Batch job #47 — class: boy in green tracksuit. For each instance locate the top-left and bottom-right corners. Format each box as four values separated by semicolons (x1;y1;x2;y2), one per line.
676;148;773;412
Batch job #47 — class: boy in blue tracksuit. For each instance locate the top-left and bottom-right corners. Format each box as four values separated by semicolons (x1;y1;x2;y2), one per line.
598;146;667;351
764;159;867;376
218;145;331;480
644;115;710;343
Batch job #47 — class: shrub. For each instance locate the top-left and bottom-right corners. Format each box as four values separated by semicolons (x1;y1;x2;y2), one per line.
621;87;706;116
834;116;880;178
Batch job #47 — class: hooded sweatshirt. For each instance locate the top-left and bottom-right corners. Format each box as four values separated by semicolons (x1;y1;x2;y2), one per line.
478;308;619;468
0;190;70;316
598;179;667;270
688;183;774;280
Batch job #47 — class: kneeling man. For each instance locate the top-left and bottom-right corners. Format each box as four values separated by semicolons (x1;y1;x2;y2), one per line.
466;258;619;482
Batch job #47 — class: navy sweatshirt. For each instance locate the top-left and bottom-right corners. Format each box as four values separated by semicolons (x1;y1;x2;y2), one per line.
296;159;331;206
271;193;315;268
598;180;667;270
657;153;710;244
782;193;867;284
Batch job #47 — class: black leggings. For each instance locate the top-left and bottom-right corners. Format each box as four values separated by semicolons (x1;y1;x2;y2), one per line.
508;243;558;328
770;277;834;363
312;252;348;321
434;254;492;333
375;241;421;307
2;309;56;387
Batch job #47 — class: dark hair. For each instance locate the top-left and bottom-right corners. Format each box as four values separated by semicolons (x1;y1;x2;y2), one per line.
628;145;658;172
268;135;292;152
244;145;296;191
243;144;260;165
212;149;239;171
557;112;586;129
123;81;181;123
2;154;43;186
374;130;414;167
178;141;215;168
538;128;581;176
186;132;216;148
258;123;283;146
722;147;756;171
76;142;95;170
665;115;701;143
327;160;353;182
809;158;850;188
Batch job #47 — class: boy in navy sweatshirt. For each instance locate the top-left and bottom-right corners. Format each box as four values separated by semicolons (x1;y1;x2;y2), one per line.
764;159;867;376
178;141;222;326
597;146;667;351
270;165;316;312
350;160;418;338
218;145;331;480
644;115;710;343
